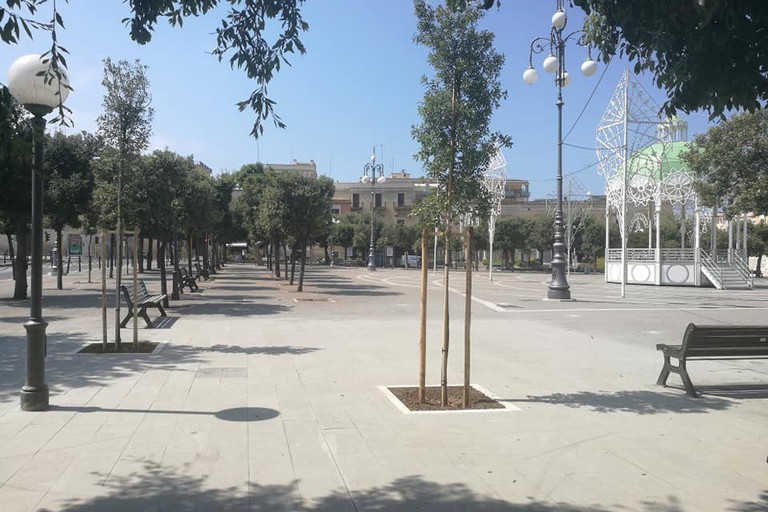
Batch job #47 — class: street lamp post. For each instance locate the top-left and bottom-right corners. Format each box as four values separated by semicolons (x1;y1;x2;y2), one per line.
7;54;70;411
360;149;386;270
523;0;596;300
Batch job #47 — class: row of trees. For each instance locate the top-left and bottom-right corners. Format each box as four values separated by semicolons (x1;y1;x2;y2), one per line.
235;163;334;291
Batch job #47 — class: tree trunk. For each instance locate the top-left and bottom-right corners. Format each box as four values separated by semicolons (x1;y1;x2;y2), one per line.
273;241;281;278
56;227;63;290
138;236;145;272
187;231;193;275
202;235;210;274
419;229;428;403
283;241;289;280
159;239;169;308
290;247;297;286
441;230;451;407
297;241;307;292
7;232;16;281
109;232;115;278
12;217;28;299
146;237;153;271
88;233;93;283
756;253;763;277
463;227;473;408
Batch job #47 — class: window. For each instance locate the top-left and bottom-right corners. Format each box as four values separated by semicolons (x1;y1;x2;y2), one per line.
331;207;340;215
396;219;405;225
397;193;405;206
375;193;382;208
352;193;360;208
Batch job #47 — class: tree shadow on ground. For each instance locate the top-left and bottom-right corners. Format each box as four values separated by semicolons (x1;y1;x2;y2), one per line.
0;291;103;310
729;490;768;512
172;300;292;317
203;284;276;292
0;315;69;324
40;463;655;511
509;390;733;414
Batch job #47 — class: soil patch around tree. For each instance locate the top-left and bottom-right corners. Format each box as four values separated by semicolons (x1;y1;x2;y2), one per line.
388;385;505;412
78;342;159;354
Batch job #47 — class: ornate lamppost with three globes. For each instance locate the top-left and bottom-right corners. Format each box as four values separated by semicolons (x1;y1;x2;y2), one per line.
523;1;597;300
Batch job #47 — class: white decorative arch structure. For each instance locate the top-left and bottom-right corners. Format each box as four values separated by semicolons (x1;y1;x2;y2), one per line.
481;146;507;280
596;70;751;292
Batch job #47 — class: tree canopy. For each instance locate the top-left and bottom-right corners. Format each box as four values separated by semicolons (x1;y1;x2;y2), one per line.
411;0;510;227
570;1;768;119
684;109;768;217
1;0;308;137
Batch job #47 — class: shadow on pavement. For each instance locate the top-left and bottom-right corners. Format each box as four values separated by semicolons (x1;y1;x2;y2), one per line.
509;390;734;414
728;490;768;512
0;315;69;324
173;300;292;316
39;466;768;512
48;405;280;422
37;468;642;511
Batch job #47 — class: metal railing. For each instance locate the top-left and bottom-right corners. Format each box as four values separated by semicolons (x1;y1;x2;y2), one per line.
700;250;724;289
730;250;753;286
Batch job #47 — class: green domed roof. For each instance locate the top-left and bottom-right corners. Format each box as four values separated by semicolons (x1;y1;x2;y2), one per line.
627;141;691;181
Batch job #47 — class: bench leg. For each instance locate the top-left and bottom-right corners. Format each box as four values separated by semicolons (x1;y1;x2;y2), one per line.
139;308;154;328
656;355;671;387
678;361;698;397
120;310;132;328
157;304;167;317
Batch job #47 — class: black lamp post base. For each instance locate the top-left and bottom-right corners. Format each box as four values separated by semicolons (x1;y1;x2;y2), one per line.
547;262;572;300
21;385;49;411
546;288;573;301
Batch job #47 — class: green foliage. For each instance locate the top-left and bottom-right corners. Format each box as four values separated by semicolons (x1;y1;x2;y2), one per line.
43;131;99;232
0;84;32;298
574;215;604;263
97;58;153;157
0;86;32;228
494;217;531;266
572;0;768;119
0;1;48;45
411;0;511;228
684;110;768;217
3;0;308;137
380;223;422;255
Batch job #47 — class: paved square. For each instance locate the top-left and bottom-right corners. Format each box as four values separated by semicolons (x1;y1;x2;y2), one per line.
0;264;766;511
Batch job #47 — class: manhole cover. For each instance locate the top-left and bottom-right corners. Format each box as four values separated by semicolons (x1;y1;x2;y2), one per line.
292;297;336;302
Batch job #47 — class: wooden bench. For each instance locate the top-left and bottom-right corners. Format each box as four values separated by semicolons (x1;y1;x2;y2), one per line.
120;279;168;328
195;262;209;281
180;267;199;292
656;323;768;397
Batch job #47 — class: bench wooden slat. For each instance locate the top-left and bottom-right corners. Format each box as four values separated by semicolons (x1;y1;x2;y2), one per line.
656;323;768;396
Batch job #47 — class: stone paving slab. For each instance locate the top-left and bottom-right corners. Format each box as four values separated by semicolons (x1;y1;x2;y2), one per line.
0;263;766;511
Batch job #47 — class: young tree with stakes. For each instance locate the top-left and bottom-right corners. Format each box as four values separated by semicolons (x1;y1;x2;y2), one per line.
412;0;510;407
96;58;153;350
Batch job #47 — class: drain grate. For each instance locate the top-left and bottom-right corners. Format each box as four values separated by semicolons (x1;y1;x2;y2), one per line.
196;367;248;378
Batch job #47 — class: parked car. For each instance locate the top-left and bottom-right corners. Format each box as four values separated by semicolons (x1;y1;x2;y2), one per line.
401;254;421;268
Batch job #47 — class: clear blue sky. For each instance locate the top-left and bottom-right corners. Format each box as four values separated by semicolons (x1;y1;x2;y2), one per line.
1;0;715;200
